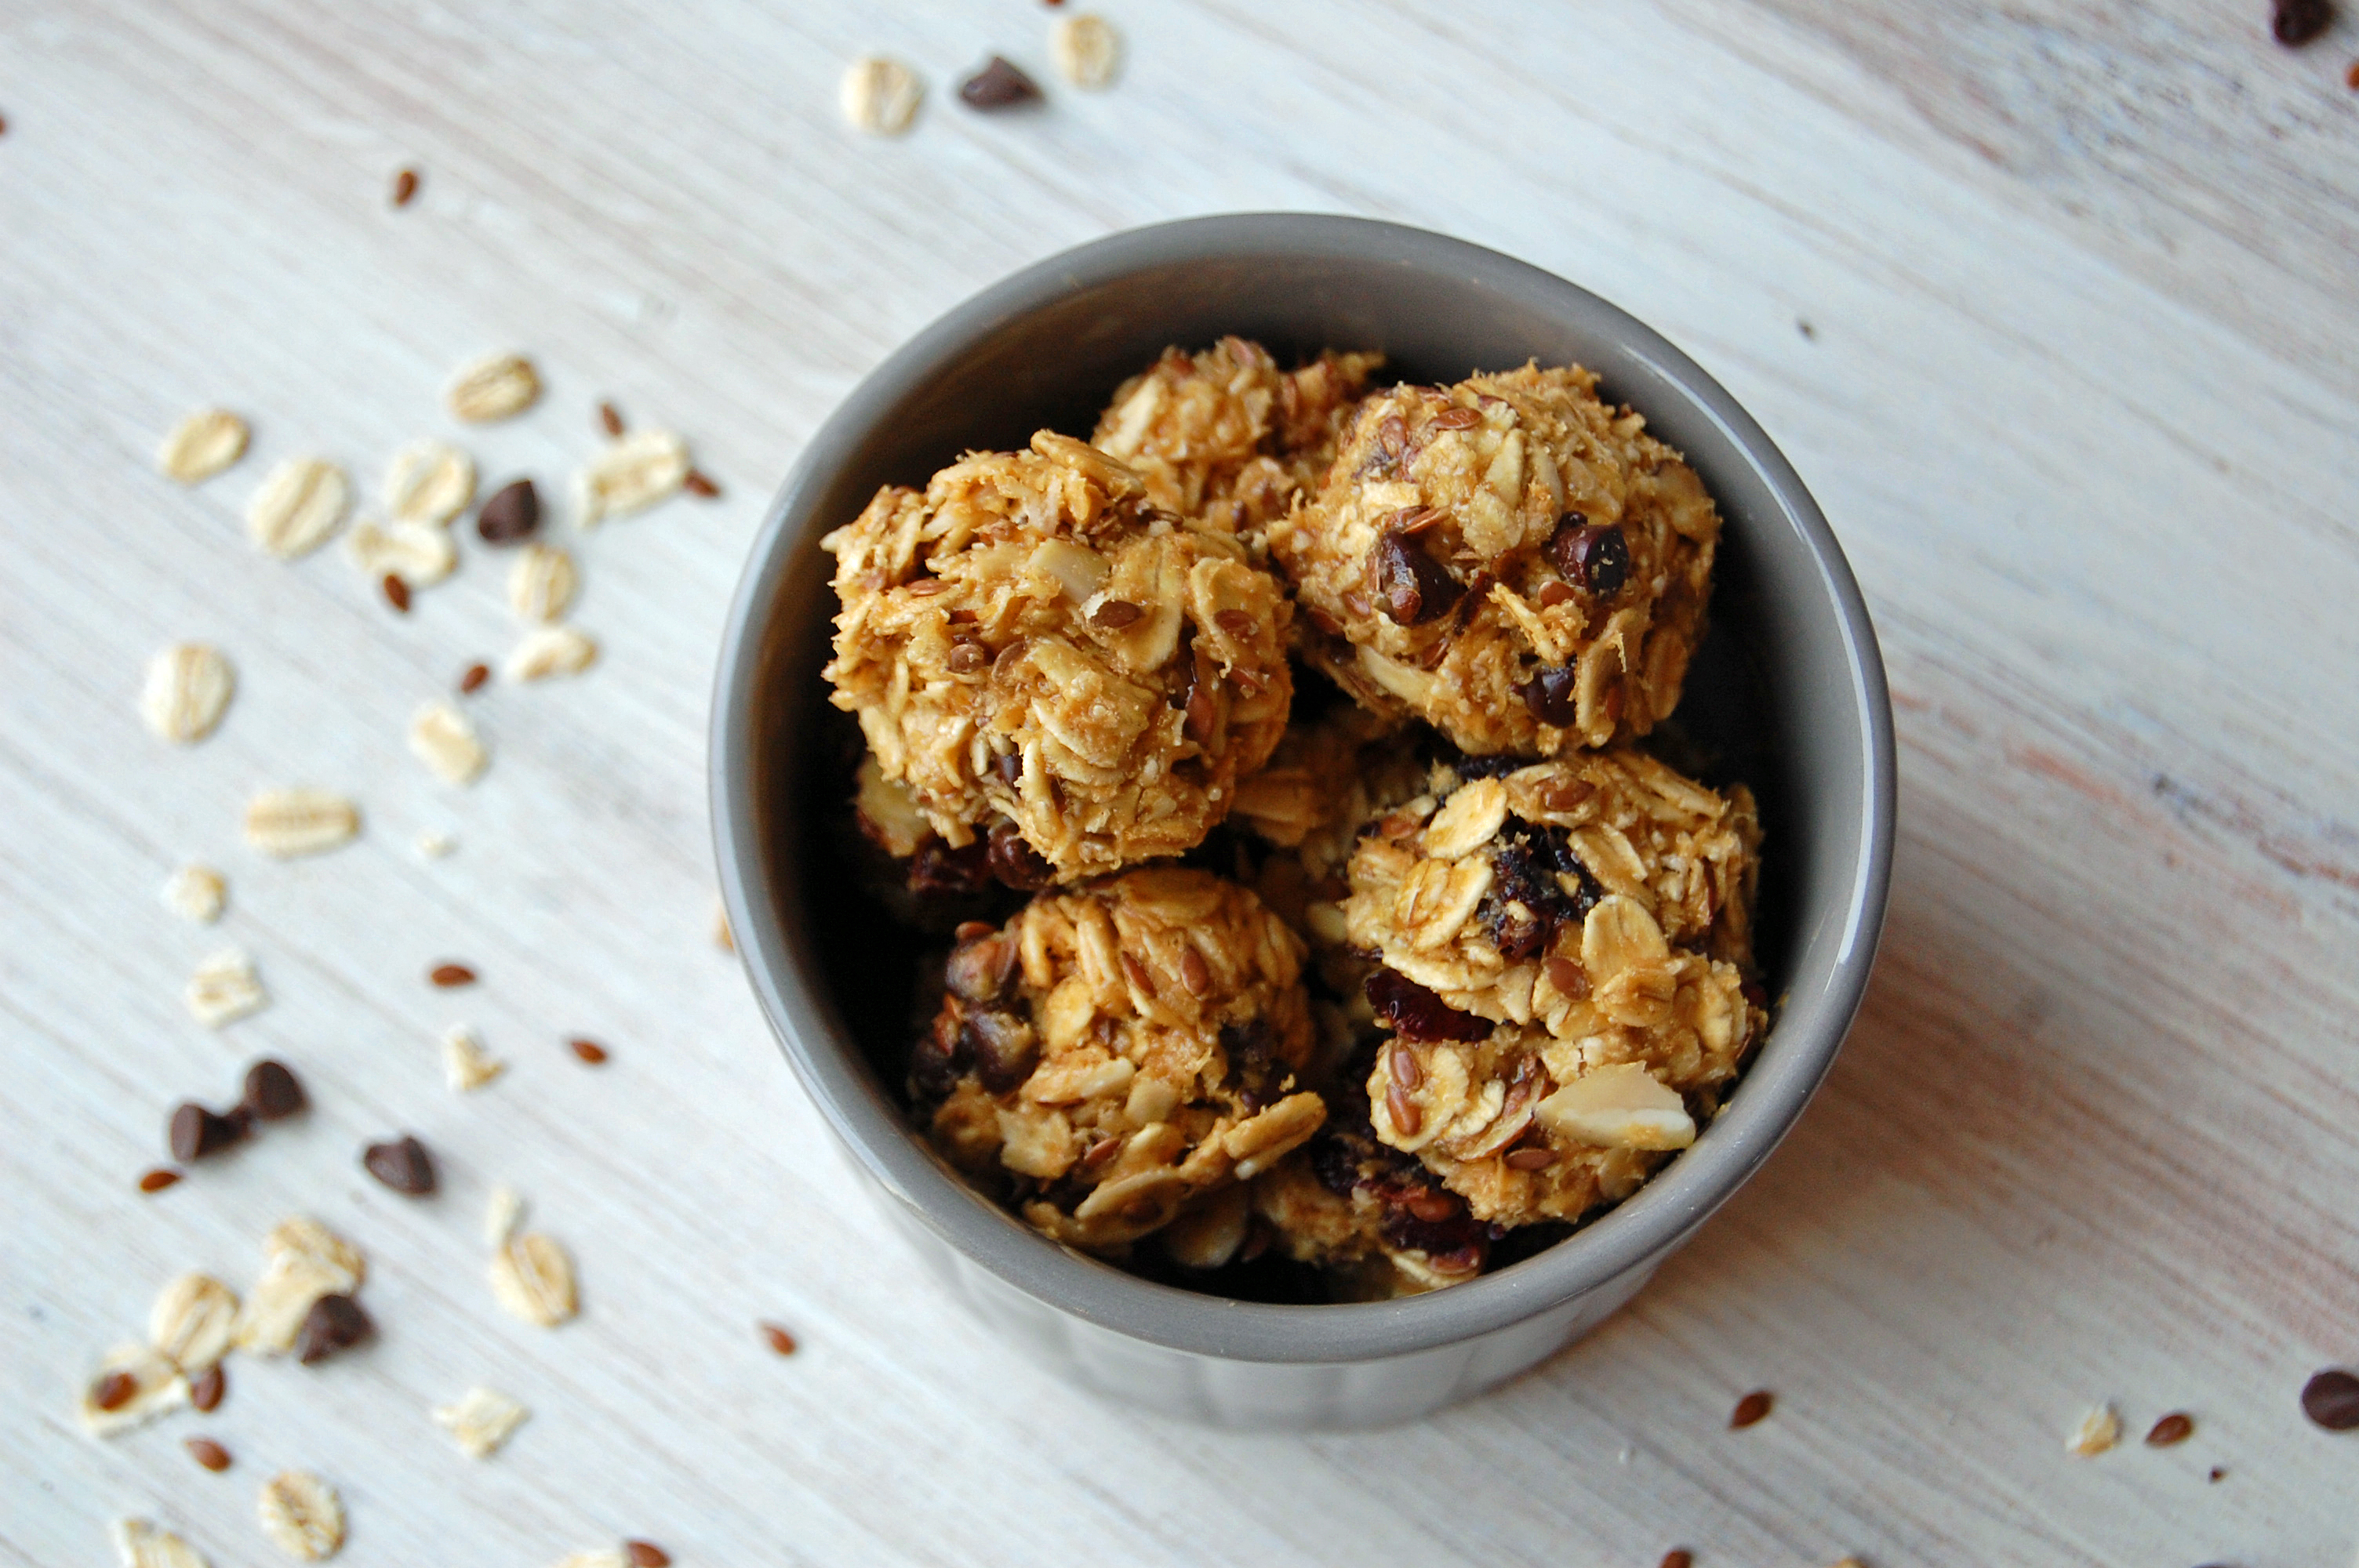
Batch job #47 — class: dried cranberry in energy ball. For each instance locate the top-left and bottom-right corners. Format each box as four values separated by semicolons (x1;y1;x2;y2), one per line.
822;432;1294;880
1267;364;1721;754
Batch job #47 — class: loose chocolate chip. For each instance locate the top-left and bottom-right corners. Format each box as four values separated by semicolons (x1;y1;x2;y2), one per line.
683;469;721;498
1550;516;1630;597
1659;1552;1694;1568
1090;597;1143;630
2274;0;2334;45
295;1293;373;1363
2146;1411;2195;1446
2299;1367;2359;1429
947;641;987;673
138;1167;182;1193
381;572;411;613
1372;528;1463;626
759;1321;798;1356
1519;663;1579;729
93;1370;137;1410
959;55;1041;107
569;1037;609;1065
1430;406;1482;430
185;1436;231;1472
1365;969;1492;1043
430;963;476;987
187;1364;224;1412
476;478;540;544
391;166;419;207
1729;1389;1775;1428
361;1134;437;1196
625;1544;671;1568
458;661;491;694
169;1103;245;1162
241;1060;306;1121
986;820;1053;891
1212;608;1256;637
598;401;626;437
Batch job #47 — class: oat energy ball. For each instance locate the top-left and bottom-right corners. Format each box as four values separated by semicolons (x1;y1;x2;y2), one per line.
1090;339;1382;539
911;869;1327;1252
822;431;1294;879
1267;365;1721;753
1344;753;1766;1229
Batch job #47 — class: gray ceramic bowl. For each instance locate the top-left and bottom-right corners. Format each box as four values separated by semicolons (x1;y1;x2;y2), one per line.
711;213;1895;1430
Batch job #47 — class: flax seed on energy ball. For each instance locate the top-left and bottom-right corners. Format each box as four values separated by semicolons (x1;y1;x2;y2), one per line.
822;430;1294;880
1267;364;1721;754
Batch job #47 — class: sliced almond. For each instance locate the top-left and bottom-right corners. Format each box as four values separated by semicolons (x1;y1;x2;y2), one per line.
506;625;598;681
244;789;359;857
443;1025;505;1093
446;351;540;423
140;644;235;743
381;439;475;524
432;1385;530;1459
489;1232;578;1327
245;458;349;559
408;701;487;785
158;408;249;484
148;1272;240;1371
347;517;456;586
256;1470;344;1561
161;864;227;923
185;949;267;1028
1533;1062;1696;1151
78;1344;188;1437
114;1519;211;1568
507;543;577;622
577;429;688;524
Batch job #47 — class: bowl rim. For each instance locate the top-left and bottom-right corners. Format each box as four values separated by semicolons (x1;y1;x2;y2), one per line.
711;212;1896;1364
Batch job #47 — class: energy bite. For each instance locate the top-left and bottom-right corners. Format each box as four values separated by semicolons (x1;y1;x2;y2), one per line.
1090;339;1383;541
823;431;1294;880
1267;365;1721;754
1345;754;1765;1229
911;869;1327;1252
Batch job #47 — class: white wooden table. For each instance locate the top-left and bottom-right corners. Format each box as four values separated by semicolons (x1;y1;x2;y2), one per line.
5;3;2357;1564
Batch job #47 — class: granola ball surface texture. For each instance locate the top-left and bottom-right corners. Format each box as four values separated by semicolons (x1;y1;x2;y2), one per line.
912;869;1327;1253
1267;364;1721;753
1346;753;1765;1228
1090;339;1382;542
822;432;1293;879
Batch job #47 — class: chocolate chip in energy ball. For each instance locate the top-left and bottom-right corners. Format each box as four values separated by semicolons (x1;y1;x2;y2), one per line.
169;1103;246;1162
2273;0;2335;45
295;1293;373;1363
475;477;540;544
1518;662;1579;729
242;1059;307;1121
1372;528;1463;626
2300;1367;2359;1429
986;820;1054;890
1550;515;1630;597
959;55;1041;108
362;1134;438;1195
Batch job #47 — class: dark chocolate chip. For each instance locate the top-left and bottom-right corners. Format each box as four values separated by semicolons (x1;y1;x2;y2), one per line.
241;1060;306;1121
1372;528;1463;626
476;478;540;544
1518;663;1579;729
295;1293;373;1363
959;56;1041;107
169;1103;245;1162
1729;1389;1775;1428
2300;1367;2359;1430
986;820;1053;891
361;1134;437;1195
1550;516;1630;597
2274;0;2334;45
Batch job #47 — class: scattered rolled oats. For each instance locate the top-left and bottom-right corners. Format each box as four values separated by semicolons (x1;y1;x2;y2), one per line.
446;351;541;423
408;701;488;785
2066;1402;2122;1456
114;1519;211;1568
148;1272;240;1371
489;1232;578;1327
162;864;227;923
443;1025;505;1092
185;949;267;1028
416;828;456;859
432;1385;530;1458
140;644;236;743
347;517;456;586
158;408;249;484
78;1344;189;1436
235;1219;365;1356
1050;14;1121;89
256;1471;344;1561
554;1553;632;1568
507;543;577;622
245;458;350;559
576;429;688;524
244;789;360;857
506;625;598;681
840;55;923;135
483;1184;525;1245
381;439;475;525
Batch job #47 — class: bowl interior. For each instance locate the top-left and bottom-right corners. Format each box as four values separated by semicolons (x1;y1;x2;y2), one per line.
714;216;1892;1362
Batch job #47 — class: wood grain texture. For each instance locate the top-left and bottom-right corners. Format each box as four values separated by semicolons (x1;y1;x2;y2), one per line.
2;2;2355;1566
